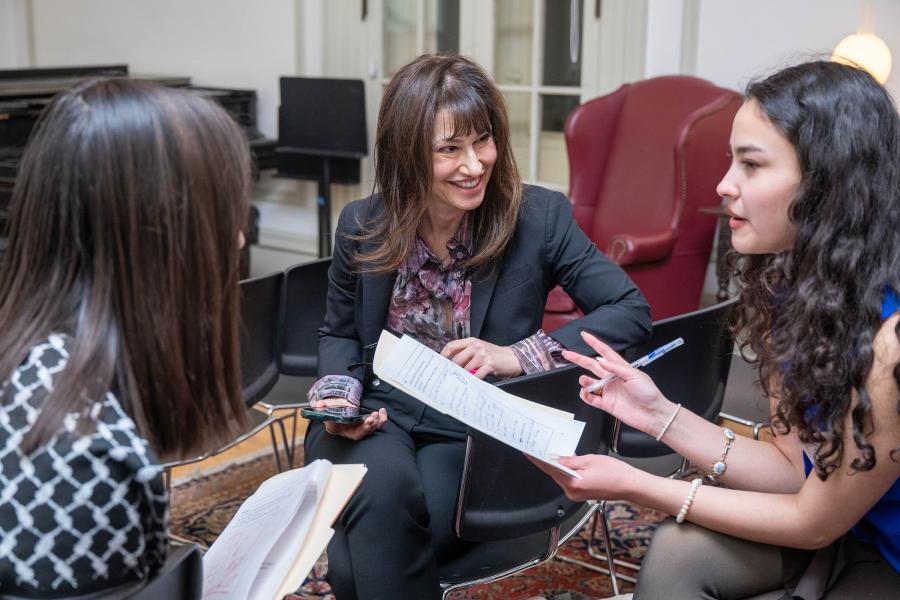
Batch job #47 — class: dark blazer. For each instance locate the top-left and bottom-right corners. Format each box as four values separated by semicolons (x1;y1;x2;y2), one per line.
318;185;651;429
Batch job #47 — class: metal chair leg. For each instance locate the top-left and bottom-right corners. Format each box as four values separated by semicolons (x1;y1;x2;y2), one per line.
289;407;300;464
274;415;294;468
583;502;640;584
598;501;621;595
556;501;634;594
267;421;285;472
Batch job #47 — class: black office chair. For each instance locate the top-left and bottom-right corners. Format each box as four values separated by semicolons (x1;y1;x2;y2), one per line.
49;543;202;600
163;272;293;492
132;543;202;600
253;257;332;468
279;257;332;376
437;363;616;598
581;298;738;592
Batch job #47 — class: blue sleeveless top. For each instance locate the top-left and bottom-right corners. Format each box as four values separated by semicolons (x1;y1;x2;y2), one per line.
802;288;899;571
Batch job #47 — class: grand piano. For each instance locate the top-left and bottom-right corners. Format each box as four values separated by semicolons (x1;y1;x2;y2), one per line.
0;64;275;269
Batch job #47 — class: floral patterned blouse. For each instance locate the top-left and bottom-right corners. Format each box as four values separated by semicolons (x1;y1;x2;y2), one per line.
308;212;567;406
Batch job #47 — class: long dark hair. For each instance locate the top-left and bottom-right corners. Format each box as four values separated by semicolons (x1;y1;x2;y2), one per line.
356;53;523;273
0;78;249;460
729;61;900;479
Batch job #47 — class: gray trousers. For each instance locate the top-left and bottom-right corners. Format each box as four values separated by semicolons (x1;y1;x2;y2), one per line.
634;518;900;600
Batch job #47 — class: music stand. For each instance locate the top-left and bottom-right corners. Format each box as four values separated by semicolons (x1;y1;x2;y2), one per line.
276;77;368;257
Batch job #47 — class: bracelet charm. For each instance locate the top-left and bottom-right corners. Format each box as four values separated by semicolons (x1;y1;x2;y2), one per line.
707;428;735;481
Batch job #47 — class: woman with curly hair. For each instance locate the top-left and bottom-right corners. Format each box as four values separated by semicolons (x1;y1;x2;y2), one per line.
531;60;900;598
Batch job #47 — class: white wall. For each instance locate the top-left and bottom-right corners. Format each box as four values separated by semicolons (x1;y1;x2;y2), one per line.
693;0;899;100
26;0;298;137
644;0;686;78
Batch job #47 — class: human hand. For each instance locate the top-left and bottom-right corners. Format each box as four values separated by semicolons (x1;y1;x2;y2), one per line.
440;337;522;379
314;397;388;441
562;331;674;437
526;454;638;502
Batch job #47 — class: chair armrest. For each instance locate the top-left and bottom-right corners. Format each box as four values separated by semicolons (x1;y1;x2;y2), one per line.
607;230;677;267
544;286;577;313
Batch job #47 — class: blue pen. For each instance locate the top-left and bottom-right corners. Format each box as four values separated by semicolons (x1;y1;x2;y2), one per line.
585;337;685;392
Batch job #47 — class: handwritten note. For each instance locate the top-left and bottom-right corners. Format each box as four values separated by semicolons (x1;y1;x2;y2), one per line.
202;460;331;600
375;331;584;477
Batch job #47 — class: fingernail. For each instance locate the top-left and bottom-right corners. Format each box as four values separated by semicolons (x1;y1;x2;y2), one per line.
548;453;560;460
468;368;478;374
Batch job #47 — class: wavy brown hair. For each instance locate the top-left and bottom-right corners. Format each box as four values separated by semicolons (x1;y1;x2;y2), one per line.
355;54;523;273
0;78;249;460
729;61;900;479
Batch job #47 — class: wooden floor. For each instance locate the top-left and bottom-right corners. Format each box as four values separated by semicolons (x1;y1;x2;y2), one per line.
169;409;308;483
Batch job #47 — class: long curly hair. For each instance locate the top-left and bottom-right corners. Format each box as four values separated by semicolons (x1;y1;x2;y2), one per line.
729;61;900;479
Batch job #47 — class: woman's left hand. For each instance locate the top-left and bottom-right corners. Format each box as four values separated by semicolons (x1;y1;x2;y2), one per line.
441;337;522;379
526;454;638;502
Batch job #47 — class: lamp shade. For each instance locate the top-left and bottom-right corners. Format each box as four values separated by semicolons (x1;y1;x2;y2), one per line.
832;32;892;84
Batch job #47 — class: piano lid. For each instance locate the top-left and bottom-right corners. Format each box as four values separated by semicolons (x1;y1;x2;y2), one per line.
0;64;191;99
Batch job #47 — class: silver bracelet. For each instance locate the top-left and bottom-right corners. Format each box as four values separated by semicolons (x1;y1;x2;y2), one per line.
676;478;702;523
655;403;682;442
707;428;736;481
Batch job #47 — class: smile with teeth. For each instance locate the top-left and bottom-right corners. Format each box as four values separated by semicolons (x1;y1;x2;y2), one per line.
450;177;480;189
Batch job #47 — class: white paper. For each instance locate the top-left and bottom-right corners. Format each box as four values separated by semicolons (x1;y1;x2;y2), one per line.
201;460;332;600
374;331;584;477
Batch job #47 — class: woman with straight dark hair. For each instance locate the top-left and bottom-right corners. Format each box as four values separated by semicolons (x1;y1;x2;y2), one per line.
304;53;651;599
0;78;250;597
532;61;900;598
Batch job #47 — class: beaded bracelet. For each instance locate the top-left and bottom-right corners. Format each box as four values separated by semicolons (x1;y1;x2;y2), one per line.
655;403;682;442
676;478;703;523
707;428;735;481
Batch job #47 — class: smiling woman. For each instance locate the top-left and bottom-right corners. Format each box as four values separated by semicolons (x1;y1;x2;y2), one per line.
301;53;651;599
428;111;498;221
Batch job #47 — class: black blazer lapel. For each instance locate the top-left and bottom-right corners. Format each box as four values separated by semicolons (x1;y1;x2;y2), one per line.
470;269;499;339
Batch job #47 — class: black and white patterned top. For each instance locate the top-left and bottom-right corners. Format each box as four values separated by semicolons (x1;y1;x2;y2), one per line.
0;334;168;597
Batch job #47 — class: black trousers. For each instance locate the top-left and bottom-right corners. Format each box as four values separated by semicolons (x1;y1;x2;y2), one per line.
304;415;472;600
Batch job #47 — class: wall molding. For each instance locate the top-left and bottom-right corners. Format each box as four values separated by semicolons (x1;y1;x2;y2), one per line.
680;0;700;74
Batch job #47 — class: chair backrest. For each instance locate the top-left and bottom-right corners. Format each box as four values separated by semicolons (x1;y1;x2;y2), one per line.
614;298;737;458
280;257;331;376
131;543;202;600
453;364;612;542
239;271;285;407
565;76;741;320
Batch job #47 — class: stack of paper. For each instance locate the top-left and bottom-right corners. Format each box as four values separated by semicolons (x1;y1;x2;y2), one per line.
373;331;584;478
201;460;366;600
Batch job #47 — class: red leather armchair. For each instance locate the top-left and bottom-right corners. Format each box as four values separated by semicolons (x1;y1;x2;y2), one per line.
543;76;741;330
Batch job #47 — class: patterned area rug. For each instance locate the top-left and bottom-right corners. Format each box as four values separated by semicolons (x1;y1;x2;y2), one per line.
171;454;665;599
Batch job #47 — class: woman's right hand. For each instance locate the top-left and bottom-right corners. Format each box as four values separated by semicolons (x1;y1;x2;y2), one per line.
314;397;388;441
562;331;675;438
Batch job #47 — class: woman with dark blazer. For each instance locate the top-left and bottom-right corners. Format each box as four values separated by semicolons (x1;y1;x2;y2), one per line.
304;54;651;599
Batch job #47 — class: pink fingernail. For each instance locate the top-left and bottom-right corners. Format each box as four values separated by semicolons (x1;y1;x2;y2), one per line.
468;369;478;374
